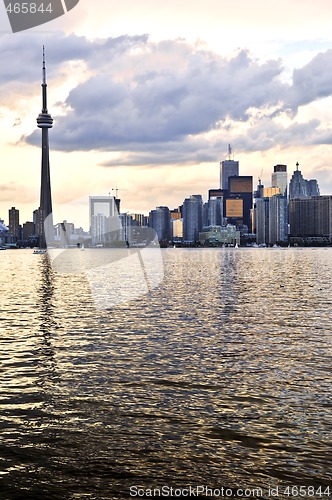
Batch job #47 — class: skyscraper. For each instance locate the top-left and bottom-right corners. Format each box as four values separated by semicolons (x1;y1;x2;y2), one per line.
226;176;253;231
206;197;223;226
37;47;53;248
8;207;20;242
289;162;320;199
289;196;332;243
149;206;171;243
269;195;288;244
255;198;269;245
183;195;203;243
220;145;239;190
272;164;287;196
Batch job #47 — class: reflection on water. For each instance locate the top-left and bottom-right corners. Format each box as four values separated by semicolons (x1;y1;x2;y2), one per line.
0;248;331;499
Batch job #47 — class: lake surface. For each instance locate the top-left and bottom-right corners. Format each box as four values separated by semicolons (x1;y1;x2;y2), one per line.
0;247;331;499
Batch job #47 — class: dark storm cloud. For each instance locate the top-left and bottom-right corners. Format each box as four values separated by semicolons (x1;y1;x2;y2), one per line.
5;31;332;160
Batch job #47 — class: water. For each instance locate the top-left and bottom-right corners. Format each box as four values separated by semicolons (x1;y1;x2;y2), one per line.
0;248;331;499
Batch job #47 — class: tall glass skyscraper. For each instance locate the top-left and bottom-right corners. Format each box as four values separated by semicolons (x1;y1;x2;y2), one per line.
272;164;287;196
149;206;171;243
220;159;239;190
183;195;203;243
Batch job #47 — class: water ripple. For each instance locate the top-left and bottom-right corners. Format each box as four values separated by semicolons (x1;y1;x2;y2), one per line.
0;248;331;499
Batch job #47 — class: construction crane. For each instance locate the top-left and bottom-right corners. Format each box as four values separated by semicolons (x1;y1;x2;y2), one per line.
258;169;263;185
111;187;127;198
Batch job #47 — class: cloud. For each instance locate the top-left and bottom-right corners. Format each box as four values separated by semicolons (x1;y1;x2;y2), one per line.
0;182;36;203
288;50;332;110
2;31;332;167
22;34;290;154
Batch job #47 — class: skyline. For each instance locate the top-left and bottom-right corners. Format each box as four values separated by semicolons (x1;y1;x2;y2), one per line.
1;1;332;227
0;160;322;236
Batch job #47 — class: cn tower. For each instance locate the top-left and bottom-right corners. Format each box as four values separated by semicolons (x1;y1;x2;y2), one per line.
37;46;53;248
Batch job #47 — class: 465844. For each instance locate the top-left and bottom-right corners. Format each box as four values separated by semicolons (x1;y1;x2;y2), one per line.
5;3;53;14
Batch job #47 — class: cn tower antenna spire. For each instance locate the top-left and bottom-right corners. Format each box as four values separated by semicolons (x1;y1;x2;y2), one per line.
41;45;48;113
42;45;46;84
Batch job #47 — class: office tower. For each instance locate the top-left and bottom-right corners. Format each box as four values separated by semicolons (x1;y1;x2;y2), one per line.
182;195;203;242
255;198;270;245
32;208;41;240
269;195;288;244
289;196;332;242
308;179;320;196
272;164;287;196
89;195;121;245
22;222;35;241
220;145;239;190
149;206;171;243
289;162;320;199
220;159;239;190
289;163;307;198
8;207;20;242
37;47;54;248
226;176;253;231
118;213;133;243
207;197;223;226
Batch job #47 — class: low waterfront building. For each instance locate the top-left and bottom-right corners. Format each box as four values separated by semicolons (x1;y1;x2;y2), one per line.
199;224;240;246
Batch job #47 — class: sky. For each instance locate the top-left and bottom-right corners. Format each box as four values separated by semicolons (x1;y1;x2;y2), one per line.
1;0;332;229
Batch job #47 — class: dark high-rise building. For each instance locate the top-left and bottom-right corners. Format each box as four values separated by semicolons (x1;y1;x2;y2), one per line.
22;222;36;241
289;196;332;242
37;47;54;248
8;206;20;242
226;175;253;231
209;188;227;199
